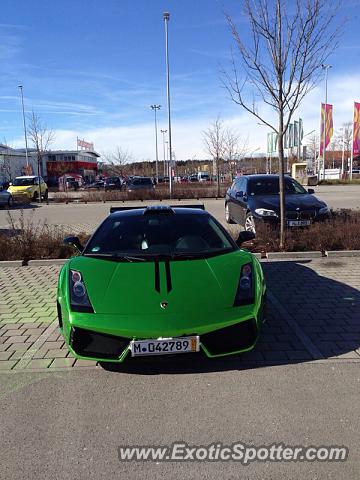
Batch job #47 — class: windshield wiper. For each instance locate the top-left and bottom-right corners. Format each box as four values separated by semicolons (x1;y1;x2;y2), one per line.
83;253;145;262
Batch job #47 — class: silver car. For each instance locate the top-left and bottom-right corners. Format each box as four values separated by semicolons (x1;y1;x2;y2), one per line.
0;184;13;207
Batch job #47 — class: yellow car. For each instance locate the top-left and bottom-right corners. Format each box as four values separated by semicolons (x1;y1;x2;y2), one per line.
8;176;48;201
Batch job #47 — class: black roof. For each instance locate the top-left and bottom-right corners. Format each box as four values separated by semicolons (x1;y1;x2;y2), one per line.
235;174;292;182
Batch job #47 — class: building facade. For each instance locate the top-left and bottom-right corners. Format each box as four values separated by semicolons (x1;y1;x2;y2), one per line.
0;145;99;186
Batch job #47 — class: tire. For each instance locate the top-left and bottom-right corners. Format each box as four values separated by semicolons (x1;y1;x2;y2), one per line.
244;212;256;233
32;191;40;201
225;203;235;224
7;195;13;208
43;190;48;200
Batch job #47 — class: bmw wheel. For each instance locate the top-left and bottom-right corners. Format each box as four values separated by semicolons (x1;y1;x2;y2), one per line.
225;203;234;224
245;213;256;233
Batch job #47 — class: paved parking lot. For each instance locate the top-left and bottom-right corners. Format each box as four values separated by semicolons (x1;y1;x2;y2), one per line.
1;247;359;479
0;257;359;371
1;184;360;235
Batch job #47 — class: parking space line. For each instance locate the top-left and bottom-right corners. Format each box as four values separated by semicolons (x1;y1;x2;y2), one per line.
267;290;325;360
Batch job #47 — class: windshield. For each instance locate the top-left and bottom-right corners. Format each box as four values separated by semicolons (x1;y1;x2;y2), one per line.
248;177;307;195
84;212;235;260
130;178;152;186
12;178;36;186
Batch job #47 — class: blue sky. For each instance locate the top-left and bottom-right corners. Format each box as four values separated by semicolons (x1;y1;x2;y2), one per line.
1;0;359;159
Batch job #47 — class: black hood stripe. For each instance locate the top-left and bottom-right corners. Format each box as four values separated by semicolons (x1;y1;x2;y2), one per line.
165;261;172;293
154;260;160;293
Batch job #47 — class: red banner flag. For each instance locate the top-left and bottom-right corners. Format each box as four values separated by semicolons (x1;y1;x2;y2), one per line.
320;103;333;156
353;102;360;156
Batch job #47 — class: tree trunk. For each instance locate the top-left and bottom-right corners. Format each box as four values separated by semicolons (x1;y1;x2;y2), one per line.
278;119;285;250
216;157;220;197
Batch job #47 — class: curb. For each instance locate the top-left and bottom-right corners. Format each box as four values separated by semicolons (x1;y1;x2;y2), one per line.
1;250;360;267
27;259;68;266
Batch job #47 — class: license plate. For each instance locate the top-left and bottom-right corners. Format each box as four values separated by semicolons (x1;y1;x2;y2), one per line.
130;336;200;357
287;220;311;226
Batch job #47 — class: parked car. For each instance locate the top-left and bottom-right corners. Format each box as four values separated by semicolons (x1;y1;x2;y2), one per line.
58;205;266;363
84;180;106;190
8;176;48;201
105;176;124;191
188;174;199;182
0;183;13;207
127;176;155;193
225;174;330;232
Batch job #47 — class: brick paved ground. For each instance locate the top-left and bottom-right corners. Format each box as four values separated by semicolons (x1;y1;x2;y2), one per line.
0;257;359;371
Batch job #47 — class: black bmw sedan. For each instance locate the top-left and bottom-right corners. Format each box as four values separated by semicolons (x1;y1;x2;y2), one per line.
225;174;330;232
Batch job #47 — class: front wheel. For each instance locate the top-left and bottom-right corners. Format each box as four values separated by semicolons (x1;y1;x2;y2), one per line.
225;203;234;224
244;213;256;233
43;190;48;200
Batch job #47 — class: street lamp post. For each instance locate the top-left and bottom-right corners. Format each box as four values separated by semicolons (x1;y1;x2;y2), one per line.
150;104;161;181
160;129;167;176
322;64;332;181
18;85;29;168
163;11;173;197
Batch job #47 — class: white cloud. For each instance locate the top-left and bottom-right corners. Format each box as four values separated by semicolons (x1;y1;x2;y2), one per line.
11;72;360;160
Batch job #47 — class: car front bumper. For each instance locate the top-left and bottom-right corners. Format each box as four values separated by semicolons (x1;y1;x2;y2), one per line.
58;298;266;363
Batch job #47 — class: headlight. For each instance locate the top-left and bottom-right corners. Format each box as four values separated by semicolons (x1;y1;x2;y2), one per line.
254;208;278;217
27;187;33;191
318;206;330;215
233;262;255;306
69;269;94;313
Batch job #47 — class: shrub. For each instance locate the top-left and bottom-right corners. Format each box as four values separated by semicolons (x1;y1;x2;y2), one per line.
245;210;360;252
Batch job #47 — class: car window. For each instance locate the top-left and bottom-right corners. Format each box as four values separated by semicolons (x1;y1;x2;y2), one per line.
12;178;35;186
84;213;235;258
236;178;246;194
285;178;307;194
248;177;307;195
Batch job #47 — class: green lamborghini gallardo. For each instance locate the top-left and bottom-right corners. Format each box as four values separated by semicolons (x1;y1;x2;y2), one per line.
57;205;266;362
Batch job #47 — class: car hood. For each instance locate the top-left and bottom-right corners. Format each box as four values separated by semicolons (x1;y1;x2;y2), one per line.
68;251;252;316
250;194;326;211
8;185;34;192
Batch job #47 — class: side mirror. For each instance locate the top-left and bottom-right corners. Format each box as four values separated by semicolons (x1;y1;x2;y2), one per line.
64;236;83;253
307;188;315;194
236;230;255;246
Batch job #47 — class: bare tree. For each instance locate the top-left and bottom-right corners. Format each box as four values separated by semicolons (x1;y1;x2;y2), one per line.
223;0;342;248
203;116;227;196
103;147;133;176
306;132;320;171
27;111;55;198
335;121;352;160
224;128;249;175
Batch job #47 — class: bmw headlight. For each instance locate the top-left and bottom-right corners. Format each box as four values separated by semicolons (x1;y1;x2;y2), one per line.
69;270;94;313
318;206;330;215
234;263;255;306
255;208;278;217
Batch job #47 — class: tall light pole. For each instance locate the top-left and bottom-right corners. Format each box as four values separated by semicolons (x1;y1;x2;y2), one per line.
163;11;173;197
18;85;29;168
150;104;161;181
322;64;332;180
165;141;169;176
160;129;167;176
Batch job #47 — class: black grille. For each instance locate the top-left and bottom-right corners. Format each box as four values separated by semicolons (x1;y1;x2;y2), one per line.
286;210;316;220
71;327;130;360
201;319;258;355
